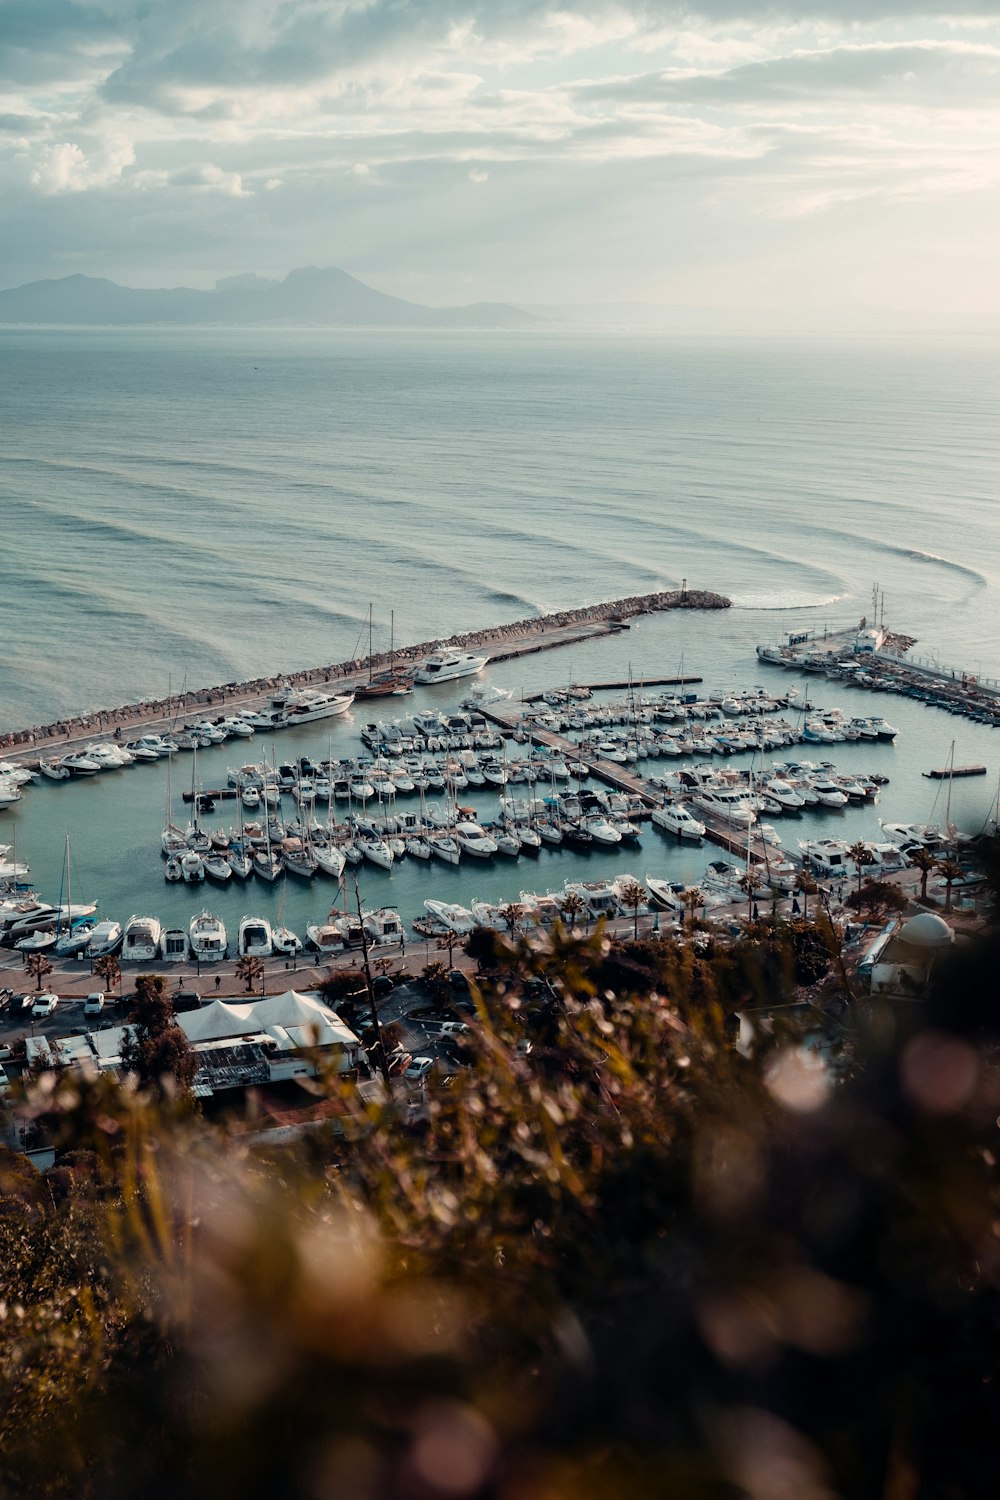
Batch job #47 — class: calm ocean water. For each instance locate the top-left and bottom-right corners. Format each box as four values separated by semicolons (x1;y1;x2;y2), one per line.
2;328;999;732
1;328;998;939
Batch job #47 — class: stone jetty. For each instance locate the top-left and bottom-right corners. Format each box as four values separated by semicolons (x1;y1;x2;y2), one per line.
0;587;730;752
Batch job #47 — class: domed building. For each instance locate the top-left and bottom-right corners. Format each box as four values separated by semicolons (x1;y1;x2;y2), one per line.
870;910;955;997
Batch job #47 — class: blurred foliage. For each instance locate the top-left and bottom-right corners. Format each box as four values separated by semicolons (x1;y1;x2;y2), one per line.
1;897;1000;1499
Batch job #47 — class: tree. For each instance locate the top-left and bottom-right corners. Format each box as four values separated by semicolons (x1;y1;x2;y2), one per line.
499;902;525;936
617;879;646;941
799;872;820;922
683;885;704;929
119;974;196;1097
935;857;963;915
845;878;909;926
23;951;53;992
235;955;264;994
738;866;764;922
92;954;121;998
908;845;938;903
559;891;586;929
847;839;874;893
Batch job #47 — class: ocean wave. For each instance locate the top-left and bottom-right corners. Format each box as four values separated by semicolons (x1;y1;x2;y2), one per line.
891;548;988;588
729;591;852;611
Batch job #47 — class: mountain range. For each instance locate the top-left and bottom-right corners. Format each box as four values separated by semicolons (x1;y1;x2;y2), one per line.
0;266;536;329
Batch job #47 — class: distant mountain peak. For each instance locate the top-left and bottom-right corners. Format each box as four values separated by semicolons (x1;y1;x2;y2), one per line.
0;266;536;329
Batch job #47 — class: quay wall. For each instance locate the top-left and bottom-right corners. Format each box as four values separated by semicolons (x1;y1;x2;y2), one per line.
0;588;730;753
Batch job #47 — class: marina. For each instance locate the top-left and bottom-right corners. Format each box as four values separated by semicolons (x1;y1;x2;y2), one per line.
0;603;994;984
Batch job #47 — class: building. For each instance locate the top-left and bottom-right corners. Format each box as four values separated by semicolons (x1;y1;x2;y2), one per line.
869;912;955;998
51;990;362;1099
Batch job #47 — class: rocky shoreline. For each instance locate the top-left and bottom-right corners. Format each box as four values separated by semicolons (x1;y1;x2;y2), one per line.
0;588;730;752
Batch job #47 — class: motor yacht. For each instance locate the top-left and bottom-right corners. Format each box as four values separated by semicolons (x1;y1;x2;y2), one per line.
798;838;851;875
363;907;405;945
645;874;685;912
202;852;233;882
454;822;498;858
160;927;190;963
270;687;355;724
413;650;489;685
564;879;619;920
122;915;163;963
238;915;273;958
423;899;475;934
651;804;706;839
305;922;345;955
85;920;123;958
189;911;227;962
272;925;302;956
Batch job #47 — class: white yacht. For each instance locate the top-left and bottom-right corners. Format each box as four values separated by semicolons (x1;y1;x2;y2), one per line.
238;915;273;958
423;899;476;934
583;813;622;846
189;911;227;962
454;822;498;858
691;787;757;827
363;907;405;945
270;687;355;724
798;838;851;875
413;650;489;685
305;921;345;955
85;919;123;958
651;804;706;840
160;927;190;963
122;915;163;963
564;878;619;919
645;874;685;912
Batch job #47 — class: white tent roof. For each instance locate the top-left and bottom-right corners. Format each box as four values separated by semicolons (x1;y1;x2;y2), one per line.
178;989;357;1050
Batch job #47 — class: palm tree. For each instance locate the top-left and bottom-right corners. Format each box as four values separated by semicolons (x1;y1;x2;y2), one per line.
799;873;819;922
683;886;704;930
847;840;873;894
559;891;586;930
935;857;963;915
235;955;264;994
500;902;525;937
908;846;938;903
93;954;122;997
618;879;646;941
738;867;764;922
23;951;53;992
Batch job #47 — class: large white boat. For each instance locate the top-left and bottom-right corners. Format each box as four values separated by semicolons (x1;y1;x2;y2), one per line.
123;915;163;963
651;804;706;840
453;822;498;858
413;650;489;685
189;911;227;962
423;899;476;934
270;686;355;724
238;914;273;958
363;907;405;945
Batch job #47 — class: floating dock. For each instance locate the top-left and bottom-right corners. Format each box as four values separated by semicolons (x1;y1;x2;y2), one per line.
922;765;988;780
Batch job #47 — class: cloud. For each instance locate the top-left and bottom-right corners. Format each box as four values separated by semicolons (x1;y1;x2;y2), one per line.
29;136;135;193
170;162;252;196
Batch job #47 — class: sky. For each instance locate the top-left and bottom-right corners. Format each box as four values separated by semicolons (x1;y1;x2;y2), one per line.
3;0;1000;328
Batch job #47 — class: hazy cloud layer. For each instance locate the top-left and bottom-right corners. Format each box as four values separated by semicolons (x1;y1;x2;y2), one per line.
2;0;1000;325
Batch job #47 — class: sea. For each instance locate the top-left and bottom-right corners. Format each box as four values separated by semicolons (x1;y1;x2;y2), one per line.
1;327;998;948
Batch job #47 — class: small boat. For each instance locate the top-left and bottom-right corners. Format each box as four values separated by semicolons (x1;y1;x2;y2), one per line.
305;921;346;955
180;850;206;883
227;844;253;879
272;925;302;956
253;848;284;881
202;852;233;883
85;919;123;958
454;822;498;859
53;917;98;957
16;926;57;953
428;834;460;865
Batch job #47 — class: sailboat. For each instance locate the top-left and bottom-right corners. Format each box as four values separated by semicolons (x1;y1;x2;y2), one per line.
354;606;414;698
52;835;99;956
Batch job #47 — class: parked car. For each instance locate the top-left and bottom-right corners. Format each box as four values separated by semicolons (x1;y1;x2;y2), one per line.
83;992;105;1017
172;990;202;1013
31;993;59;1018
403;1056;435;1082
